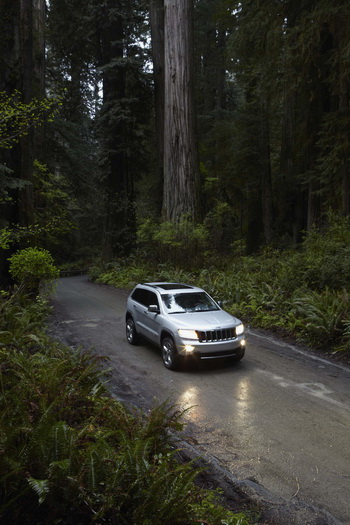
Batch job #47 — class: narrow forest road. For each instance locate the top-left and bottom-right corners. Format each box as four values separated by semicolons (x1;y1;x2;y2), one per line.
49;276;350;525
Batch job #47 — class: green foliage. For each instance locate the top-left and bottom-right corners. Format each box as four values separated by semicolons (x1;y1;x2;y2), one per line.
90;258;152;288
0;160;75;255
0;90;62;149
292;288;349;348
0;163;30;205
0;294;48;351
297;214;350;291
8;247;59;293
137;217;208;268
203;201;238;254
0;291;254;524
190;490;253;525
32;160;76;249
0;227;11;249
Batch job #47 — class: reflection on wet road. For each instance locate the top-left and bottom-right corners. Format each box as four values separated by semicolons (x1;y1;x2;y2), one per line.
171;354;350;524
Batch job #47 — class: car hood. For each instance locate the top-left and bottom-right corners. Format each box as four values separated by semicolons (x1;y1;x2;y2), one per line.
168;309;240;329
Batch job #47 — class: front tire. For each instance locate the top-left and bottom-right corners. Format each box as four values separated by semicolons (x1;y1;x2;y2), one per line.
126;317;139;345
161;336;180;370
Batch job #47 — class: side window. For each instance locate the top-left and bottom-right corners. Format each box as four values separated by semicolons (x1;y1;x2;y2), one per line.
147;291;159;308
132;288;148;306
131;288;159;308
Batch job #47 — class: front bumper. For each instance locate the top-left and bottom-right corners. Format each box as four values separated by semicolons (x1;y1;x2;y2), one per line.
176;334;246;359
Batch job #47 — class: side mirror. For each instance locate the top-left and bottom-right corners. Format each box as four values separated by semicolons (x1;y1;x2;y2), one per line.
217;300;223;307
148;304;159;313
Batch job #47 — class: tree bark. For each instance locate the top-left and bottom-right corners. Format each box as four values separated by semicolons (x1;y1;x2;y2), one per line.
19;0;34;227
260;94;273;243
162;0;200;222
33;0;46;155
338;28;350;215
149;0;165;214
98;3;134;258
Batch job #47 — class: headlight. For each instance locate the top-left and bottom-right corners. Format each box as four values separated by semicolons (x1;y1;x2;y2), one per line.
236;323;244;336
178;329;199;340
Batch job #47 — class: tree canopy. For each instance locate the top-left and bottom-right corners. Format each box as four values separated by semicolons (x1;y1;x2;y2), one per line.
1;0;350;272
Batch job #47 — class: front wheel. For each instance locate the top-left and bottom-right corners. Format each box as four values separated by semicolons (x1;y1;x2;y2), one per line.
126;317;139;345
161;336;180;370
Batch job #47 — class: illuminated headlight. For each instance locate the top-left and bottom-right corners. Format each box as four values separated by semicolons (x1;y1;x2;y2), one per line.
184;344;195;354
178;329;199;340
236;323;244;336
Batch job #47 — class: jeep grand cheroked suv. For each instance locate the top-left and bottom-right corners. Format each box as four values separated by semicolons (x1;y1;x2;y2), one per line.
125;282;245;370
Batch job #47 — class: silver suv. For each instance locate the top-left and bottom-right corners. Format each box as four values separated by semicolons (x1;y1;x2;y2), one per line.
125;282;245;370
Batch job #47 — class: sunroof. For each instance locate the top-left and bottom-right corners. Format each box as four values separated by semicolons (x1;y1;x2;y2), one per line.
156;283;193;290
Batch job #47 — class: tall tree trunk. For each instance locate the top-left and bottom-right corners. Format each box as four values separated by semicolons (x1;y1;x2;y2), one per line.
33;0;45;94
33;0;46;155
338;34;350;215
19;0;34;228
260;95;273;243
149;0;164;214
278;87;295;237
162;0;200;222
99;4;134;258
307;179;320;230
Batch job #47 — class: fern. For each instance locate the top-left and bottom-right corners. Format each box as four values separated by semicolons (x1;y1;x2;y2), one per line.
27;477;49;504
293;288;349;347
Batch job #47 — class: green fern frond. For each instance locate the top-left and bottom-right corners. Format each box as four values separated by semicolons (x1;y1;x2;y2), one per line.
27;477;49;504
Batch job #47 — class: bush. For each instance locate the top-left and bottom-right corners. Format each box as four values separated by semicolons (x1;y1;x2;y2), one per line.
292;288;349;348
137;216;208;268
8;247;59;294
0;293;49;351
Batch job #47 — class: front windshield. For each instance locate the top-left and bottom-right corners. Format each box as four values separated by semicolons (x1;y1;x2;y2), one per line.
161;292;219;313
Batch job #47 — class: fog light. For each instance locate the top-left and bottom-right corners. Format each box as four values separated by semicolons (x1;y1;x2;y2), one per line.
184;345;195;354
240;339;246;347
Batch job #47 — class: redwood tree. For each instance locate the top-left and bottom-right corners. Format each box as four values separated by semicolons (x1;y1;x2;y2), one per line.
149;0;165;215
161;0;200;222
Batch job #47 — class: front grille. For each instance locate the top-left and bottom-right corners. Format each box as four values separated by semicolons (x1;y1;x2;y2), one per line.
197;327;236;343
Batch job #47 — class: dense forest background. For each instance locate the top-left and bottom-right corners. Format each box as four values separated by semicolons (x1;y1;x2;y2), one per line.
2;2;350;521
1;0;350;273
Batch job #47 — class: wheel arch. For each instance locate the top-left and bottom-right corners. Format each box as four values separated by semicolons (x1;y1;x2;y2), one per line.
160;329;175;344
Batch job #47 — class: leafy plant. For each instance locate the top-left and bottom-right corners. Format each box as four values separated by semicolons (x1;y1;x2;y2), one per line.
32;160;76;250
0;90;62;149
137;216;208;268
8;247;59;294
292;288;349;348
0;293;49;351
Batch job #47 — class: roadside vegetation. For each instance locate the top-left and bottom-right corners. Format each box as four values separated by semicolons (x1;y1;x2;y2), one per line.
0;251;255;523
91;213;350;361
